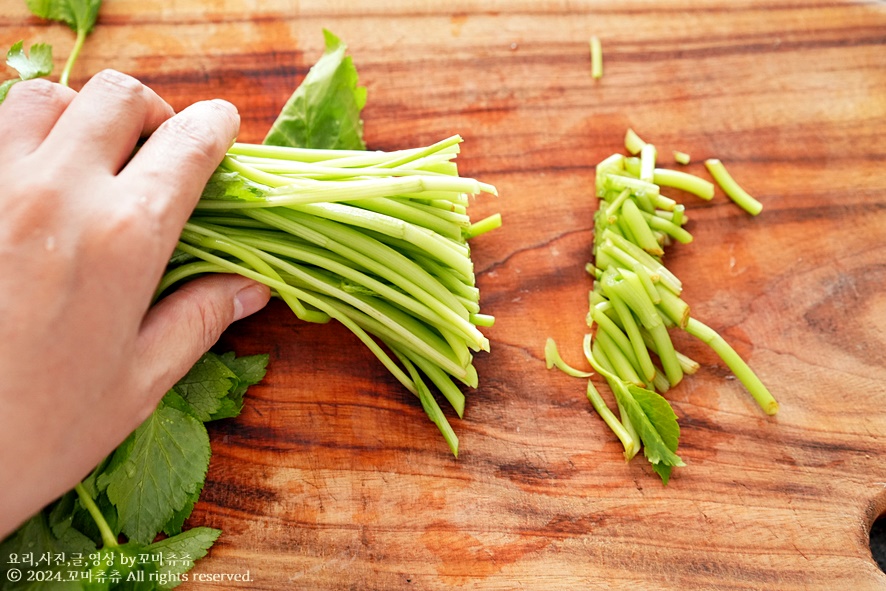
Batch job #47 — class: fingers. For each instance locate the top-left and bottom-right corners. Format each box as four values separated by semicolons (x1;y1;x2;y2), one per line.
135;274;270;405
40;69;175;174
0;79;77;156
118;98;239;239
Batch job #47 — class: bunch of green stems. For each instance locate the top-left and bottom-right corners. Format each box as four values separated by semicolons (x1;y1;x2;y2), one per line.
584;145;778;461
156;135;500;456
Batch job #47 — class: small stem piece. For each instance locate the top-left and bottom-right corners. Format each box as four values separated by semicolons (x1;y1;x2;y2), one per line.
624;129;647;156
465;213;502;239
685;318;778;414
545;338;592;378
673;150;691;165
654;168;715;201
589;36;603;79
704;159;763;215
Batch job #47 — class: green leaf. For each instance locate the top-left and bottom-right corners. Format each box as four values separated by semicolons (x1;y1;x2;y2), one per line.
97;405;211;545
6;40;53;80
148;527;221;589
629;385;682;485
1;41;54;105
0;79;17;103
161;479;203;537
168;354;238;422
162;351;267;422
629;385;680;452
216;351;269;403
263;29;367;150
27;0;101;35
0;511;96;590
611;383;684;484
199;170;266;202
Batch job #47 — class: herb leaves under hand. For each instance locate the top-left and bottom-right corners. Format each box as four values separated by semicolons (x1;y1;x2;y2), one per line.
0;351;267;590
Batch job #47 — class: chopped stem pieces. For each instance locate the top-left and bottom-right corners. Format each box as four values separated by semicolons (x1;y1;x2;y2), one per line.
555;129;778;483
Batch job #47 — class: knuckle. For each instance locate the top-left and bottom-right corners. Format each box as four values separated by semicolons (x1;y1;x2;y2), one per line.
180;284;230;350
3;176;66;240
6;77;74;108
88;69;145;104
93;68;142;91
89;201;151;251
160;117;218;165
158;102;235;166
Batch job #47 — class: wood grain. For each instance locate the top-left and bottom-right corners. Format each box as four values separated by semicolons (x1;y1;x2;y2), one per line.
3;1;886;589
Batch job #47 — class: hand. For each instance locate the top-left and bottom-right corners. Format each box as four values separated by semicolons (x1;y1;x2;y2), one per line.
0;70;270;537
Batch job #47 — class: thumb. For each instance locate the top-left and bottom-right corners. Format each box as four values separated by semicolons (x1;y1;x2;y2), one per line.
137;273;271;399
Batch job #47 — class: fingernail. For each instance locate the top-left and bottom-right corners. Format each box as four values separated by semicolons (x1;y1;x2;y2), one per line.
233;283;270;321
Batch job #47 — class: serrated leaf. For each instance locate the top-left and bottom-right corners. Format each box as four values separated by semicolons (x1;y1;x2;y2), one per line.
149;527;221;589
611;382;684;483
1;41;54;105
27;0;101;35
0;511;95;590
217;351;269;400
161;479;203;537
97;405;210;544
263;29;366;150
169;353;238;422
6;41;53;80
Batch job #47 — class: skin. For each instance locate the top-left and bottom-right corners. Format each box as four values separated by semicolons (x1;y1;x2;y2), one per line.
0;70;271;537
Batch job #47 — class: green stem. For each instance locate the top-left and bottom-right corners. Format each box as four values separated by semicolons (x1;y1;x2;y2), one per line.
640;143;657;183
704;159;763;215
639;209;693;245
653;168;715;201
464;213;502;239
589;35;603;79
74;483;117;549
544;338;592;378
624;128;646;155
685;317;779;415
174;241;419;395
595;329;645;387
583;334;640;460
391;347;459;457
590;304;645;379
59;29;87;87
603;281;656;383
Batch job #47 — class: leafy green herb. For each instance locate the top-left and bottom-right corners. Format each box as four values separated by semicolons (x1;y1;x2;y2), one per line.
97;404;212;545
0;41;53;103
1;351;266;589
148;527;221;589
264;29;367;150
26;0;101;85
166;353;240;422
628;385;682;484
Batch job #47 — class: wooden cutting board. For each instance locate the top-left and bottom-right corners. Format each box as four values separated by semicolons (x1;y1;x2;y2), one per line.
3;1;886;588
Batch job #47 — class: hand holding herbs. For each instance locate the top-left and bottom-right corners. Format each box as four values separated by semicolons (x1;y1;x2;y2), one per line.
0;71;270;538
2;4;499;585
